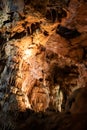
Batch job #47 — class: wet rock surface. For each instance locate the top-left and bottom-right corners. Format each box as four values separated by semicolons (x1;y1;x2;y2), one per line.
0;0;87;129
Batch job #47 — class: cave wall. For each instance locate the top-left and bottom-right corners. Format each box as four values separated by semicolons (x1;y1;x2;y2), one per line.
2;0;24;13
0;0;87;129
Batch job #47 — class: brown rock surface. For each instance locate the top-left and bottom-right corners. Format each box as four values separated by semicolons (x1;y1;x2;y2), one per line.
65;87;87;113
0;0;87;129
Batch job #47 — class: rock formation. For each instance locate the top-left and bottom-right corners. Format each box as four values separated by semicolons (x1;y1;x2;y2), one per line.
65;87;87;113
0;0;87;129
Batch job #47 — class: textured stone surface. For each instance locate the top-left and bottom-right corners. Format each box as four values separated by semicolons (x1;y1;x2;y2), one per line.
0;0;87;129
65;87;87;113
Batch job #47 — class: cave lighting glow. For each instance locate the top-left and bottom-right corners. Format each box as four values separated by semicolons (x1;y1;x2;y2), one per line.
23;49;34;60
